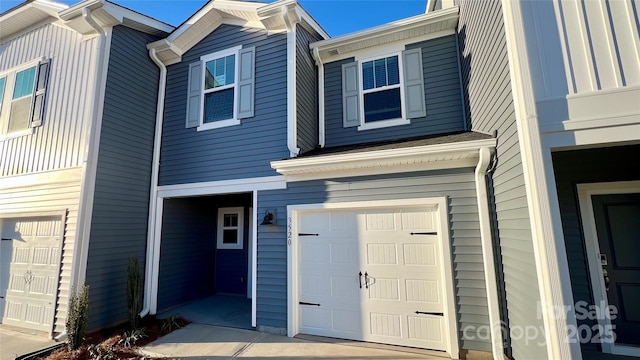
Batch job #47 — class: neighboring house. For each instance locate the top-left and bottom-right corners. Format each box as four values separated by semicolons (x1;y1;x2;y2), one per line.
0;0;172;338
449;0;640;359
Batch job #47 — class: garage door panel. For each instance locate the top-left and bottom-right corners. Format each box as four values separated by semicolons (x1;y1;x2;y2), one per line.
403;243;438;266
1;217;62;333
297;207;448;352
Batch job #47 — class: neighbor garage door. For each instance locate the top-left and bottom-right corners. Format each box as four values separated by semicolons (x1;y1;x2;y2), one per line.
297;206;448;351
0;217;62;332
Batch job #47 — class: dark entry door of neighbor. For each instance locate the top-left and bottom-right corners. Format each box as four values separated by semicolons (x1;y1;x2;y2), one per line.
592;194;640;346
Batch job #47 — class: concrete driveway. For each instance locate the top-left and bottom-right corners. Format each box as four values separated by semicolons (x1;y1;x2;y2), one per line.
0;326;57;360
140;324;447;360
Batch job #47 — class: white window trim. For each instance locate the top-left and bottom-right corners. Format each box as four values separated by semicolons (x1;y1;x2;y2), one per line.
356;52;410;131
0;57;43;140
197;45;242;132
217;206;244;250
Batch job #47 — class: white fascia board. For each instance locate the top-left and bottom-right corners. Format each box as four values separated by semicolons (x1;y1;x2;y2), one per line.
102;3;174;34
271;138;496;176
157;176;287;198
309;6;458;61
59;0;173;35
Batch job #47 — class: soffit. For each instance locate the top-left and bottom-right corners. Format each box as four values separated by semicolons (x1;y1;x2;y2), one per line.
310;6;459;62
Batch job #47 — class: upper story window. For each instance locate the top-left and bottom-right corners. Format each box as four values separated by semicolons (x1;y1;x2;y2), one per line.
361;55;402;123
342;49;426;131
0;58;50;139
186;46;255;131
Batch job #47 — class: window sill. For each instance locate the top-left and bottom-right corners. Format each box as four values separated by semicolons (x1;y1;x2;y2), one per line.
0;128;33;141
357;118;410;131
197;118;241;131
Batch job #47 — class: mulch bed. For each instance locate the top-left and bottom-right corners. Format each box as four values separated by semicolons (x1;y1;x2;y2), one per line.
35;316;190;360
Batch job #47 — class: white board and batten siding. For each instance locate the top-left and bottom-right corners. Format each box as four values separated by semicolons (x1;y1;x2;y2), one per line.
0;23;98;176
297;207;450;351
0;22;97;335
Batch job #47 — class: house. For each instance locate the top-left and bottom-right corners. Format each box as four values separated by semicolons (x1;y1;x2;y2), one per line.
142;0;328;336
451;0;640;359
0;0;172;338
143;0;505;359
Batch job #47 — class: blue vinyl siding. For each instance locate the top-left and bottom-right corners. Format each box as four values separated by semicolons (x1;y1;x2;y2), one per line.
296;24;321;153
552;145;640;354
256;168;492;352
85;26;161;329
159;25;289;186
158;198;216;311
457;0;543;358
323;35;465;147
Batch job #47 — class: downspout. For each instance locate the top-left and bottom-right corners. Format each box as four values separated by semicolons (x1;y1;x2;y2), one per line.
62;7;107;341
283;4;300;156
474;146;504;360
139;47;167;318
312;47;325;148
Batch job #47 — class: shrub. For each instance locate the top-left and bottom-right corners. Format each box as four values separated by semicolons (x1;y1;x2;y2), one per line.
119;328;147;347
66;285;90;350
161;314;183;334
126;257;144;329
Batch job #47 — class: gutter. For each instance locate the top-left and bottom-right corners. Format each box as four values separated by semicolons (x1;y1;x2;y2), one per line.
312;47;325;148
140;47;167;318
474;147;504;360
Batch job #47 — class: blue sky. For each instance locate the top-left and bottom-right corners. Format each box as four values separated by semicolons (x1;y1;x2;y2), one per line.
0;0;427;37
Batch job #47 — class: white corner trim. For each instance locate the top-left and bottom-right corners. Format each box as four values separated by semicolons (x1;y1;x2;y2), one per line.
72;14;111;291
286;197;459;359
501;1;581;359
474;147;504;360
577;181;640;357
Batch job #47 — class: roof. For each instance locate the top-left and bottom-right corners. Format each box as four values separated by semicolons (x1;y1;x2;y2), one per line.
310;6;459;63
1;0;173;43
298;131;494;158
148;0;329;65
271;132;496;181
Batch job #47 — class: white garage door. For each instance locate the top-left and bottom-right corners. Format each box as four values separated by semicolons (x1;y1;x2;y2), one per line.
297;207;449;351
0;217;62;332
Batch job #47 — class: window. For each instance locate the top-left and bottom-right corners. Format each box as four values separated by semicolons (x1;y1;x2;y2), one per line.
0;58;50;138
217;207;244;250
362;56;401;123
186;46;255;131
342;49;425;131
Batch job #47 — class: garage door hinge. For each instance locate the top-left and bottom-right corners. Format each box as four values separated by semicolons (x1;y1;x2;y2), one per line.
299;301;320;306
298;233;319;236
415;311;443;316
410;232;437;236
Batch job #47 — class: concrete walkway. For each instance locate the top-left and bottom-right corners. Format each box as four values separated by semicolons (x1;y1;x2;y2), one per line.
140;324;446;360
0;326;57;360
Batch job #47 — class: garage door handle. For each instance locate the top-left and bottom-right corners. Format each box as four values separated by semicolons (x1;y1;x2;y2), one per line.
415;311;443;316
300;302;320;306
410;232;437;236
364;272;369;289
359;272;363;288
1;238;11;241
